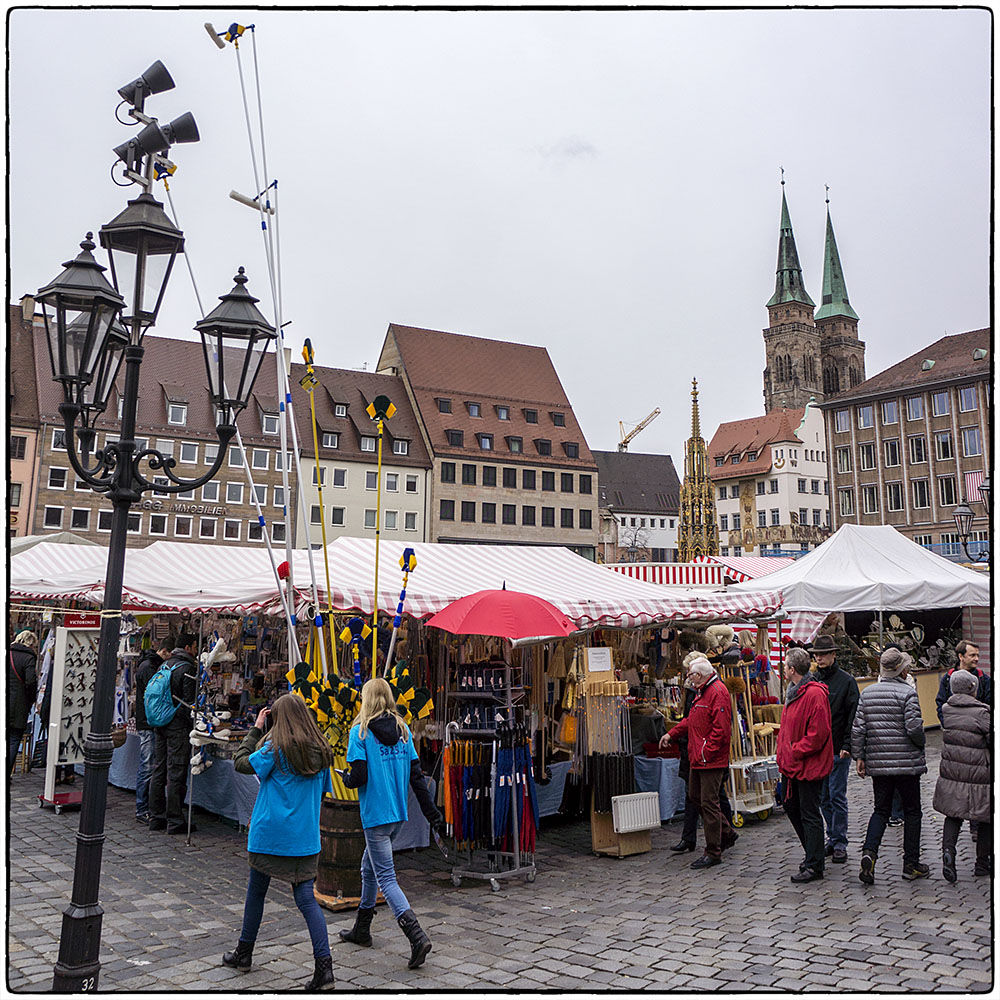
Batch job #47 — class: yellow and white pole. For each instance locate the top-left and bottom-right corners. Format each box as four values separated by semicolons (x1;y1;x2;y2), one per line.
365;395;396;677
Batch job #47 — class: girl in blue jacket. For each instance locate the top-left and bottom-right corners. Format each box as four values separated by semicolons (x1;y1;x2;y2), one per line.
224;693;336;990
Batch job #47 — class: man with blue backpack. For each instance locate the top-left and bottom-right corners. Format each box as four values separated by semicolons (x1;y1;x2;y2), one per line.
146;633;199;834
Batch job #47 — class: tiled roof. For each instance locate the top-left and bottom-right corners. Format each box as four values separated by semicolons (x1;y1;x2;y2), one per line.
380;323;597;468
9;303;39;425
707;408;804;482
593;450;680;513
820;328;990;404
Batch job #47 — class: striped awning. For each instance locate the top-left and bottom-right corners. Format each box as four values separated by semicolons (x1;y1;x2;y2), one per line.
692;554;797;583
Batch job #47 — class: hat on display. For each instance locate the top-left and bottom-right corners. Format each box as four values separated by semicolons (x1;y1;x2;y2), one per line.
812;635;838;654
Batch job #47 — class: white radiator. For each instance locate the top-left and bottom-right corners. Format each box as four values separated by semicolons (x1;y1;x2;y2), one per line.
611;791;660;834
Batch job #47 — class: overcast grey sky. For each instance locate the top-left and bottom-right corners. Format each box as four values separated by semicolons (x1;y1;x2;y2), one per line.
8;8;991;460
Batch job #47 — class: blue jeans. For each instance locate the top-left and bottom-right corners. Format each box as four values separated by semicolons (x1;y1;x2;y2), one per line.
135;730;156;817
239;867;330;957
360;822;410;918
820;754;851;849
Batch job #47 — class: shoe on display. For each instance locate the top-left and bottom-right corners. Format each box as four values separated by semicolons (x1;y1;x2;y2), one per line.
902;861;930;880
942;850;957;883
859;851;876;885
791;868;823;883
690;854;721;870
832;848;848;864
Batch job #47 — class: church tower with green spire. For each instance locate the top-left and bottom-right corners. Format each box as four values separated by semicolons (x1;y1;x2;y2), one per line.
814;193;866;395
763;179;823;412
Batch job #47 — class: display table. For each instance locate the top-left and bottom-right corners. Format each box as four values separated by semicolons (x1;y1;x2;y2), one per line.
109;732;435;848
535;759;573;818
634;756;686;821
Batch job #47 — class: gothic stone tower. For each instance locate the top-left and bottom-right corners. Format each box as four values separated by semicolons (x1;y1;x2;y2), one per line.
763;184;821;412
677;379;719;561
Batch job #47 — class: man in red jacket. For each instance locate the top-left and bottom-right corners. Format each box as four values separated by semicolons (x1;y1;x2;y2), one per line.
777;648;834;883
660;657;735;869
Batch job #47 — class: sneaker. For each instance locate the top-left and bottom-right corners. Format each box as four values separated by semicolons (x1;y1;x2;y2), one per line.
887;817;903;827
832;848;848;864
136;813;150;825
859;851;876;885
902;861;930;880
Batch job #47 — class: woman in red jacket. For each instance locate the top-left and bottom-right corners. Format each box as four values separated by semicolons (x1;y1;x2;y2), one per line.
660;657;735;869
776;647;834;883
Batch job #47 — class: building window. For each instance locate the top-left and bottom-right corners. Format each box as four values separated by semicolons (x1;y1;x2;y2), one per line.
718;486;727;501
245;449;266;471
261;412;279;435
506;436;523;454
175;442;197;465
10;435;26;460
905;396;924;421
177;485;195;501
360;435;376;452
331;507;345;526
310;505;322;525
541;471;555;491
958;385;978;412
334;403;347;418
715;458;725;467
730;455;740;464
908;436;927;464
502;504;517;525
522;505;536;526
961;426;982;457
386;473;399;492
149;513;167;536
836;448;852;474
325;468;342;490
440;462;456;485
797;478;807;493
478;434;493;451
733;546;742;557
50;428;67;450
523;409;538;424
886;482;904;511
253;484;267;505
437;398;452;413
541;506;555;527
580;509;593;530
550;412;566;427
202;481;220;502
798;508;808;525
168;402;187;426
560;508;574;528
462;464;477;486
938;476;957;507
467;402;481;417
366;470;378;490
124;512;140;533
174;515;192;537
940;532;962;557
461;501;476;522
812;509;822;527
392;439;409;455
732;513;741;530
720;515;729;531
859;444;876;471
405;474;418;493
861;485;879;514
497;406;509;421
69;508;90;530
535;439;552;456
322;433;339;450
934;432;954;461
563;442;579;459
205;443;219;465
913;534;933;548
482;466;497;487
312;467;326;487
883;439;900;467
364;509;378;529
94;509;113;532
248;521;264;541
446;430;464;448
439;500;455;521
10;483;22;507
482;502;496;524
756;481;765;496
769;479;779;494
228;446;242;468
757;511;767;528
560;473;574;493
224;519;241;541
199;518;217;539
857;404;874;429
226;482;244;504
770;509;780;526
720;546;729;557
404;511;417;531
911;479;930;509
272;523;286;543
881;400;898;425
931;391;950;417
521;469;535;490
837;488;855;517
747;451;758;462
385;510;398;530
579;474;593;495
274;486;285;508
834;410;850;433
48;467;68;490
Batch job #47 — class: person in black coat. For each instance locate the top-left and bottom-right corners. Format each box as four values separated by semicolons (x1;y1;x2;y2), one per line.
7;630;38;779
133;638;173;823
935;640;991;725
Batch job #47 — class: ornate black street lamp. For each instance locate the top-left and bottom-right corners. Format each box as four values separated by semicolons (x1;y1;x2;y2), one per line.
40;65;276;993
953;473;991;564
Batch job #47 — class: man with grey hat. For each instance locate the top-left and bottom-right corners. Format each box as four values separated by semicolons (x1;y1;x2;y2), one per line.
851;647;929;884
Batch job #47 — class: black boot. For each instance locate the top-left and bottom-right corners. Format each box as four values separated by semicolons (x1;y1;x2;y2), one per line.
304;954;335;991
222;940;253;970
338;906;375;947
397;908;431;969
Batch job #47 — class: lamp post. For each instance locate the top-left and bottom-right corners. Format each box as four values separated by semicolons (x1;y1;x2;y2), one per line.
40;66;277;993
953;473;991;565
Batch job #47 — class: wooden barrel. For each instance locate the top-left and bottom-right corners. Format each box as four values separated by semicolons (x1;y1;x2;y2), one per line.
316;799;365;899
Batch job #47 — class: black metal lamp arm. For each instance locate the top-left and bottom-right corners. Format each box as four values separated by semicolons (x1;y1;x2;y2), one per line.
132;429;236;494
59;404;119;491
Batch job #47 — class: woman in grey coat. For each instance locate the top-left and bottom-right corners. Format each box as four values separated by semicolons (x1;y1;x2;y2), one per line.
933;669;991;882
851;648;929;884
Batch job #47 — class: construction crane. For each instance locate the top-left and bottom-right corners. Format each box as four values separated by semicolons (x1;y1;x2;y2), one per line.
618;407;660;452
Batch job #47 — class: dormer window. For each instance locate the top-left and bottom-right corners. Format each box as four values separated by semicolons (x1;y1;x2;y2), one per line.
322;432;340;449
446;429;464;447
550;411;566;427
496;405;510;420
262;412;280;435
747;451;757;461
714;457;724;466
523;408;538;424
393;439;409;456
360;435;376;452
467;401;481;417
334;403;347;418
562;442;579;458
478;434;493;451
506;436;523;453
730;455;740;464
535;438;552;456
437;398;452;414
163;384;189;426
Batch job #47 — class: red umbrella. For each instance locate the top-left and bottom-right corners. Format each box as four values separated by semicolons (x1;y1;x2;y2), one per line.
424;588;576;640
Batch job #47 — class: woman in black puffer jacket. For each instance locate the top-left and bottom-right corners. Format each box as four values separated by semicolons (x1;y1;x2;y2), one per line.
7;630;38;779
933;669;991;882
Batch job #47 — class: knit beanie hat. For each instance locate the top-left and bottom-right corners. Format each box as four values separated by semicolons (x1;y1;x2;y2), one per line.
950;669;979;696
879;647;912;679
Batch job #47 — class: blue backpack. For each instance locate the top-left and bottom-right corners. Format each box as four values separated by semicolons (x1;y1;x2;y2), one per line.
144;662;180;727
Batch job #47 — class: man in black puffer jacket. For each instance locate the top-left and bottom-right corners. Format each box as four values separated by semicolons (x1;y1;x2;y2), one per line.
134;637;173;824
810;635;860;865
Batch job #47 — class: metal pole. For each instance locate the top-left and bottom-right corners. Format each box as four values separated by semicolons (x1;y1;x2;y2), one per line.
372;417;385;674
52;346;142;991
186;613;205;846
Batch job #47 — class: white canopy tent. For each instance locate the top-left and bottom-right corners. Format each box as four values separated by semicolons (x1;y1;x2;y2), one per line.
730;523;990;612
10;532;101;555
10;537;783;629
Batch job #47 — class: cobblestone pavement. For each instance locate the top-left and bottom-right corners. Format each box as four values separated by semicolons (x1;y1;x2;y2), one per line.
7;732;992;993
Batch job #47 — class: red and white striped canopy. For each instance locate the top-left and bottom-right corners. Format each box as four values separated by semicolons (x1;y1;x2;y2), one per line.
692;554;797;583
